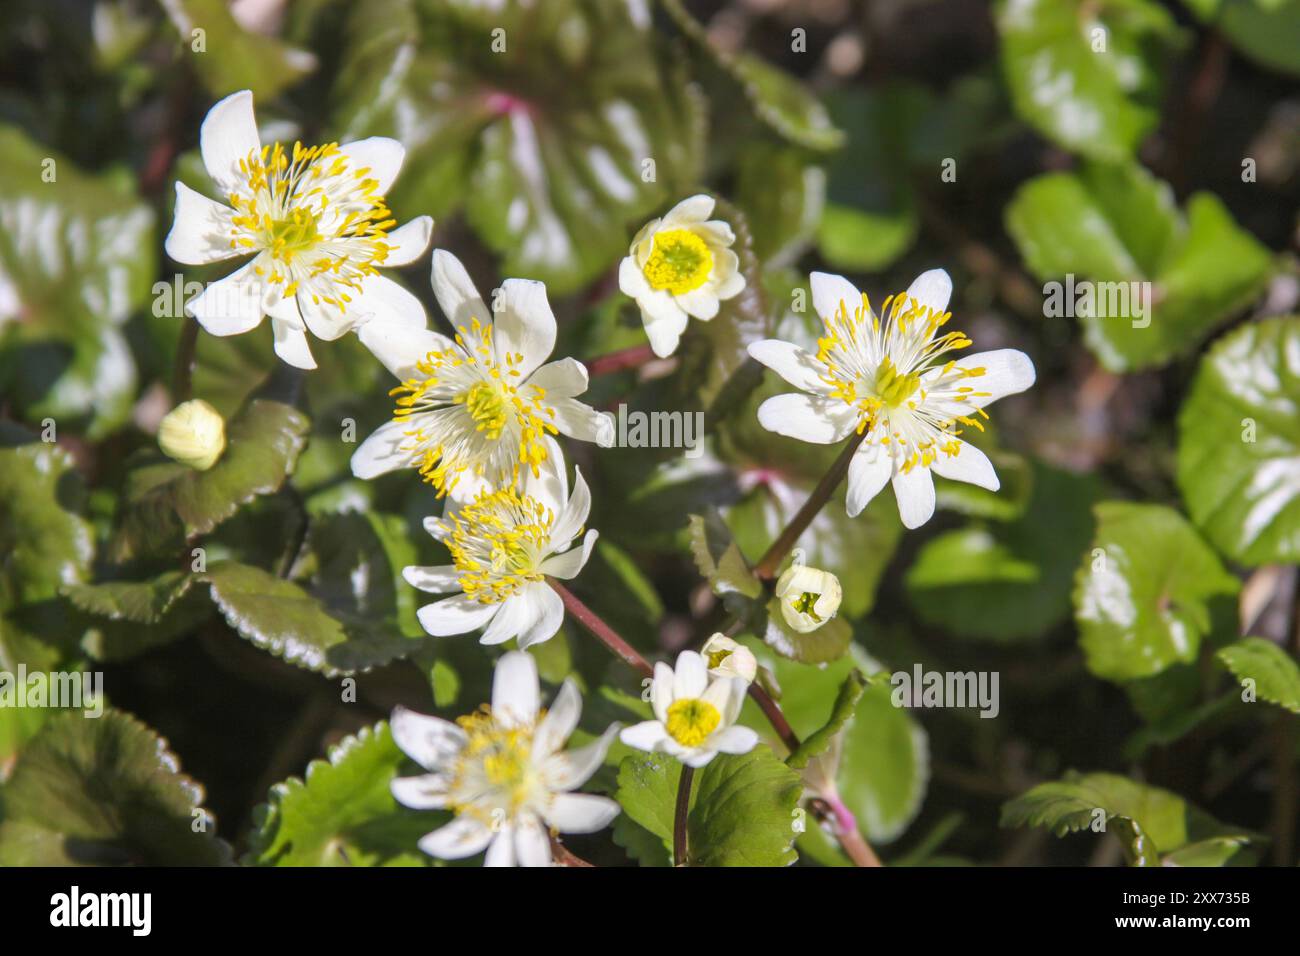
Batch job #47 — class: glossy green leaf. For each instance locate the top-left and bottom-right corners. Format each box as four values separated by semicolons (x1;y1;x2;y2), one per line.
1074;502;1239;682
247;721;434;866
1177;317;1300;565
0;709;231;865
1001;771;1255;866
688;509;762;602
160;0;317;99
996;0;1182;159
0;125;152;437
906;463;1099;641
1217;637;1300;714
786;670;865;770
1006;161;1273;371
63;571;195;624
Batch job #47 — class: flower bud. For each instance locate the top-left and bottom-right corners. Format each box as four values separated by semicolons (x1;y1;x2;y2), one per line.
701;633;757;684
158;399;226;471
775;563;842;634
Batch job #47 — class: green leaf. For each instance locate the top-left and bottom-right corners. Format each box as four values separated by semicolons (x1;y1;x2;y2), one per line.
786;670;865;770
688;510;762;602
734;141;824;268
659;0;843;152
614;747;803;866
0;125;153;437
1006;161;1273;371
1177;317;1300;565
0;617;63;778
199;560;419;676
1217;637;1300;714
112;397;310;559
995;0;1182;159
1182;0;1300;77
815;87;925;272
1074;502;1239;682
0;439;93;610
334;0;702;294
1001;771;1255;866
160;0;317;99
246;721;434;866
906;463;1099;641
0;709;231;865
63;571;195;624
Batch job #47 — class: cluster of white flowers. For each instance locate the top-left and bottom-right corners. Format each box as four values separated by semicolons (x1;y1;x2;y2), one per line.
166;92;1034;866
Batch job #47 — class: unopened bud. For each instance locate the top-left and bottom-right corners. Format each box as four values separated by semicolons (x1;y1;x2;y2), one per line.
701;633;757;684
775;564;842;634
158;399;226;470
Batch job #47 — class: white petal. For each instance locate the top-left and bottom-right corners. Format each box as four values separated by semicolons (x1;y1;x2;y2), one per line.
930;441;999;491
535;679;582;757
515;581;564;649
676;287;720;320
527;357;589;399
346;274;427;334
681;748;720;768
479;592;533;646
492;650;540;727
619;720;669;754
892;465;936;529
711;724;759;755
417;593;498;636
483;829;516;867
494;278;556;379
543;724;620;790
390;773;450;809
904;268;952;316
430;249;489;329
662;194;714;226
747;339;832;393
810;271;863;323
351;419;413;479
951;349;1036;407
402;564;460;594
390;705;466;769
187;260;264;336
514;816;552;867
638;291;689;358
165;183;237;265
652;662;675;722
549;398;615;447
673;651;708;699
418;817;493;861
520;435;569;512
618;255;651;298
756;393;857;444
271;317;316;370
337;136;405;194
544;794;620;834
548;466;592;549
200;89;260;196
383;216;433;266
540;530;597;581
846;443;893;517
356;320;455;382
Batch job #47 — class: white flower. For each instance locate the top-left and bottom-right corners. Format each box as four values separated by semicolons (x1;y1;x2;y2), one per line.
351;249;614;500
391;651;620;867
618;194;745;358
748;269;1036;529
404;441;597;648
774;564;842;634
700;633;757;684
157;399;225;470
164;90;433;370
620;650;759;768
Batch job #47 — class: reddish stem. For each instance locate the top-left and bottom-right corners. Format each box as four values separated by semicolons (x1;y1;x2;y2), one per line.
585;343;658;378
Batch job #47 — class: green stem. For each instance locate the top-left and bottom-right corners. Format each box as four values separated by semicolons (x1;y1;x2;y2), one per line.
674;765;694;866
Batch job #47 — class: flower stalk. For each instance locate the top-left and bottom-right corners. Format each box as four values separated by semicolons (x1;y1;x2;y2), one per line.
674;765;695;866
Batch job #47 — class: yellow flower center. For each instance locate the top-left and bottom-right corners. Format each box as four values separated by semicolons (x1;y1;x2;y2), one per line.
872;357;922;409
228;140;396;311
791;591;822;621
441;487;554;604
643;228;714;295
457;380;509;440
706;648;733;670
451;707;536;817
665;698;721;748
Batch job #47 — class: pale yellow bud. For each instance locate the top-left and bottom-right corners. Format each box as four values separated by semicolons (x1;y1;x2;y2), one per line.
158;399;226;471
775;564;842;634
700;633;757;684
